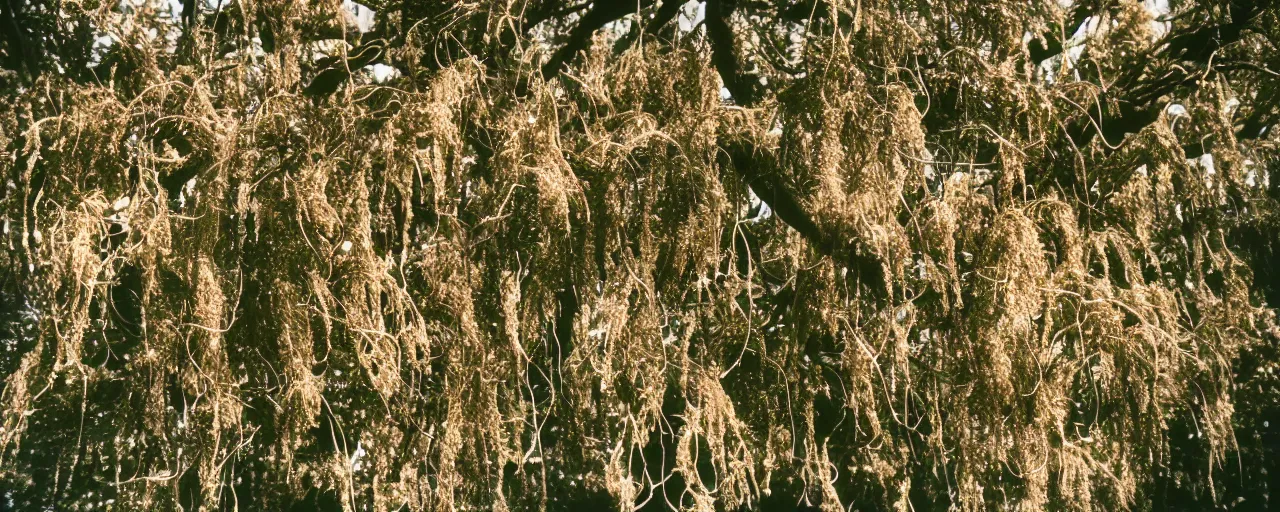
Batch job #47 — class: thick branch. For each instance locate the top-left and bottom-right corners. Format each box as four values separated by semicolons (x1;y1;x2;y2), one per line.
302;38;387;97
525;1;592;30
1183;103;1279;159
540;0;656;77
705;0;758;105
720;140;887;297
611;0;686;53
1164;0;1268;64
1066;2;1270;150
705;2;882;295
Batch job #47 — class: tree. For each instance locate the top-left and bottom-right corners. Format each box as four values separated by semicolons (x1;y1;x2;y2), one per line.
1;0;1279;510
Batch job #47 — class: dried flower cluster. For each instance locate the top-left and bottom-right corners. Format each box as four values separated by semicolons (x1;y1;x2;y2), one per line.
2;0;1279;510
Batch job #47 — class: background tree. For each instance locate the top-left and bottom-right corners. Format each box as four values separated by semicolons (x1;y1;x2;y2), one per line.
2;0;1279;510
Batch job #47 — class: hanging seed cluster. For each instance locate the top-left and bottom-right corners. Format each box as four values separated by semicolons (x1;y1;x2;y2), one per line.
1;0;1279;510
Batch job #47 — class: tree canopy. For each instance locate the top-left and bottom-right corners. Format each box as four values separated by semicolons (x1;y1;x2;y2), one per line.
2;0;1280;510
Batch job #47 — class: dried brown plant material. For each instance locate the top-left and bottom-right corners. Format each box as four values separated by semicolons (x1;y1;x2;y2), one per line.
1;0;1279;510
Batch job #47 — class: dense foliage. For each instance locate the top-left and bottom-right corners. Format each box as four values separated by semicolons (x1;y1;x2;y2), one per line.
2;0;1280;510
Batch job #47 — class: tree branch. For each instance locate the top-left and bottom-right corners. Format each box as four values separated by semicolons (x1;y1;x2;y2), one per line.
611;0;686;53
704;1;883;296
705;0;759;105
1029;0;1101;64
1;0;43;80
540;0;656;77
1065;1;1270;151
720;140;887;297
